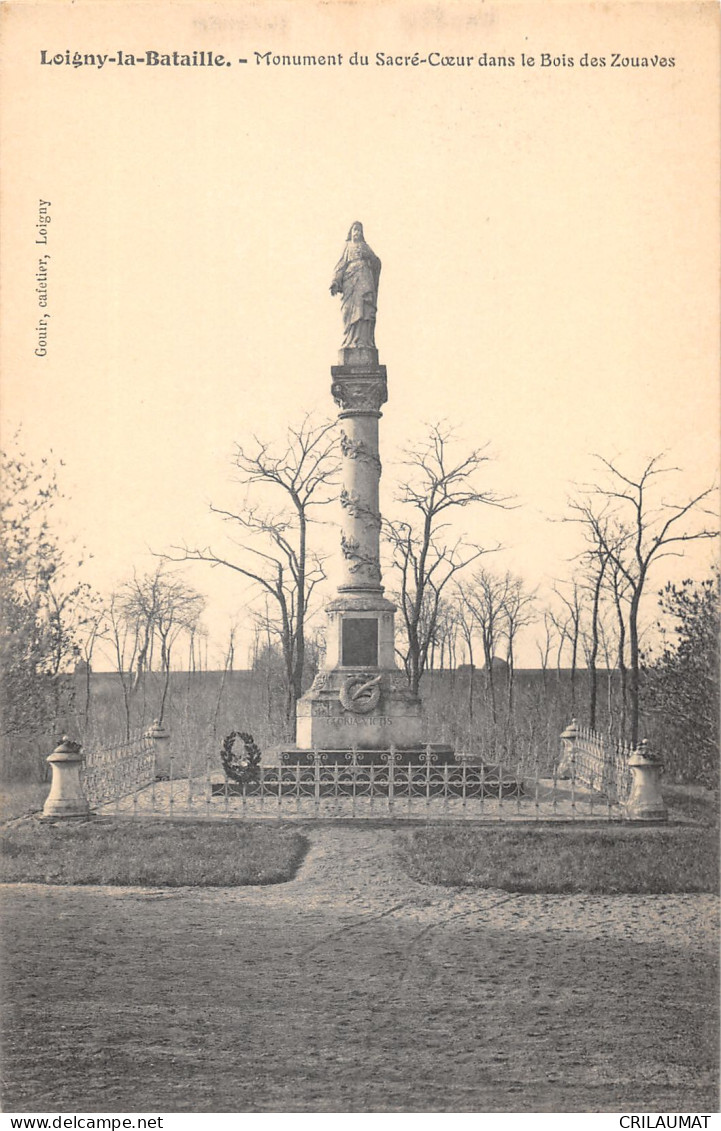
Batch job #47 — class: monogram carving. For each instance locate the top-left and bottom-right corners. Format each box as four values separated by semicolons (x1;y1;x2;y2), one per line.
339;674;383;714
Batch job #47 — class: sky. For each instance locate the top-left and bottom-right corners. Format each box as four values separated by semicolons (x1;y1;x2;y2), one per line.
2;0;719;669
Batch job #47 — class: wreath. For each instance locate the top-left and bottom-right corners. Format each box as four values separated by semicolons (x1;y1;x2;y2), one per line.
220;730;262;783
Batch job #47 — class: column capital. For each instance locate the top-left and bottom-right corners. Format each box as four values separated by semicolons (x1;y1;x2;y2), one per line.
331;369;388;415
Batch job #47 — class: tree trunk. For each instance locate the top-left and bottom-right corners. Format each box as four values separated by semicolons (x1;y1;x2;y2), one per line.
570;629;578;711
285;682;296;740
84;660;92;726
158;642;171;727
212;636;234;743
628;588;642;746
408;628;422;698
613;581;628;739
482;636;496;724
467;643;474;721
588;567;605;730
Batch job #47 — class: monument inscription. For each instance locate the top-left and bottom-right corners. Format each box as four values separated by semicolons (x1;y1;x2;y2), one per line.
342;618;378;667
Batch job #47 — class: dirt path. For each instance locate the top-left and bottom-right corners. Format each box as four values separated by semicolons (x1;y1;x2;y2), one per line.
264;826;719;946
1;826;718;1113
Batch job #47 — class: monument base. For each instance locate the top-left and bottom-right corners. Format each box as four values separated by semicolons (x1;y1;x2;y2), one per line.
295;666;426;752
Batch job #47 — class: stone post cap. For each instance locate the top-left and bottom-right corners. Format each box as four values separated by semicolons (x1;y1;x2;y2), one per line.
48;737;83;760
629;739;661;767
560;719;579;739
145;720;170;739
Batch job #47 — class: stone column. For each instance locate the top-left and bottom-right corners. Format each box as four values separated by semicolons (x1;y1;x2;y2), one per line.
293;344;425;754
331;347;387;593
42;737;90;819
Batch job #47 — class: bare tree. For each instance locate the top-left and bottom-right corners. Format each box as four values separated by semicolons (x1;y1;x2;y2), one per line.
106;593;139;739
546;607;570;684
583;547;609;731
421;597;460;673
595;608;619;733
109;566;205;732
606;556;631;735
434;599;460;673
459;568;511;724
499;574;536;717
552;580;585;712
153;575;205;725
568;454;717;744
563;504;622;730
168;415;338;738
451;586;478;719
0;440;96;759
73;590;107;727
384;424;507;697
535;609;557;690
211;622;238;744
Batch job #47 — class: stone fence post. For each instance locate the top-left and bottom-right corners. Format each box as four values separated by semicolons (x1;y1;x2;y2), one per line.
42;737;90;819
624;740;668;821
146;720;171;780
557;719;578;779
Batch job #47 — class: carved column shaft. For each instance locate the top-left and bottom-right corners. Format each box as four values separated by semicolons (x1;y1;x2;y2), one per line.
332;368;387;591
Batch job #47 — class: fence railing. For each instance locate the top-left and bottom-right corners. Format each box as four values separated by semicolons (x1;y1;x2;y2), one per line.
557;719;668;816
79;747;623;822
572;724;633;804
214;750;521;815
41;725;667;822
80;729;156;806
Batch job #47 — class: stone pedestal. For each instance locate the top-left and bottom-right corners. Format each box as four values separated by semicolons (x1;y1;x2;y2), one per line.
42;738;90;819
146;720;172;779
557;719;578;779
624;745;668;821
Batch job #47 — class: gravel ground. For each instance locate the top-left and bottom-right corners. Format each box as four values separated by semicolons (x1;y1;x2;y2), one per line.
1;825;718;1113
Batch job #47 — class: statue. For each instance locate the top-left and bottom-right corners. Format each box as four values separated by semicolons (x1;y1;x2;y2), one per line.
330;221;381;349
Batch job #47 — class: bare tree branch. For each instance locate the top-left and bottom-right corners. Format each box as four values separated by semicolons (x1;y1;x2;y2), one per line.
162;415;338;737
565;454;718;743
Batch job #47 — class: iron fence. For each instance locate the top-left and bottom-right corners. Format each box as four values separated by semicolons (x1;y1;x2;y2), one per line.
81;730;155;807
572;725;633;804
89;745;627;822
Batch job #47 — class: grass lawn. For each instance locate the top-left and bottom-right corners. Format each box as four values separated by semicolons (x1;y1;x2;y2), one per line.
0;780;50;822
0;818;308;886
663;783;719;824
396;824;720;893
